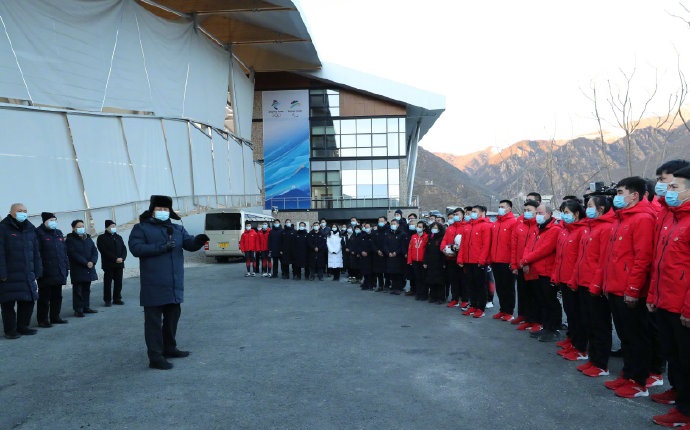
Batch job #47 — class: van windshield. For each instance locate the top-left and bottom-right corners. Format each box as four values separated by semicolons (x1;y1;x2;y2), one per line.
205;213;242;230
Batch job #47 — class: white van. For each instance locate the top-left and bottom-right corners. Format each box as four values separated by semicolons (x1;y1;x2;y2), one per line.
203;209;274;261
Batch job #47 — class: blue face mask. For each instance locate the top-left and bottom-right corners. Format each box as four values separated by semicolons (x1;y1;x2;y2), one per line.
274;223;280;228
378;222;385;228
464;215;471;222
523;211;534;220
47;220;58;230
498;208;507;216
655;182;668;197
536;214;546;225
448;219;455;225
154;210;170;222
15;212;28;222
76;227;86;235
431;228;439;234
390;224;398;231
453;215;461;222
409;223;416;230
416;227;423;234
585;207;598;219
109;228;117;234
355;229;361;234
286;223;292;228
364;228;371;234
612;195;627;209
470;212;478;220
561;213;575;224
299;226;306;231
351;221;357;226
665;190;687;207
313;226;320;231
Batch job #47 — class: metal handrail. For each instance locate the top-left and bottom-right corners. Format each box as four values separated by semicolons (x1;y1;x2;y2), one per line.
266;195;419;211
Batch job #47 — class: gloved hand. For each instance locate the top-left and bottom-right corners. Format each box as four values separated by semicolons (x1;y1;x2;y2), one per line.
196;234;210;243
166;240;176;251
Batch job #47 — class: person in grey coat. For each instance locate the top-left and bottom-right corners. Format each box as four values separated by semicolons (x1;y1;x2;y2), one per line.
128;195;208;370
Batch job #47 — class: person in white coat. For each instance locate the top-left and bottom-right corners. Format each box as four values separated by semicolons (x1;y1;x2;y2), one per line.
326;224;343;281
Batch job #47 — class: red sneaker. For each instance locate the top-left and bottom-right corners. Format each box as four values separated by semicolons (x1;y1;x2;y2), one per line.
516;322;531;331
492;312;507;320
557;345;575;356
501;313;514;322
462;307;476;316
652;407;690;427
614;380;648;398
447;300;458;308
510;315;526;325
582;365;610;377
472;310;485;318
651;388;677;405
529;324;543;333
562;349;588;361
604;376;629;390
646;373;664;388
459;301;469;309
556;338;572;348
576;362;594;372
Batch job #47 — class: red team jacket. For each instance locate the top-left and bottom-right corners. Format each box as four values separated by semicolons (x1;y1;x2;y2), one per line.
407;233;428;264
490;213;516;264
511;216;537;271
551;219;587;288
573;210;615;295
457;217;492;265
239;228;259;252
256;228;270;252
602;199;656;299
521;218;560;280
440;222;465;260
648;202;690;317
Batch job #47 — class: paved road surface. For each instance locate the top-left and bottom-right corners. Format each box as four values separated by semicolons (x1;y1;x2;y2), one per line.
0;262;666;429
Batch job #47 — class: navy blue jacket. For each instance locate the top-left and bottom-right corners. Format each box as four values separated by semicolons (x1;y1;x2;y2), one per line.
65;232;98;283
307;230;327;267
289;230;308;268
128;212;205;307
36;225;69;285
268;226;283;255
0;215;42;302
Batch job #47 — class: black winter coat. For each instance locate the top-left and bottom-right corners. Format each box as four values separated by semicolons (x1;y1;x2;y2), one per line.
423;232;446;285
383;229;407;274
281;227;295;260
341;233;352;268
268;227;283;255
66;232;98;283
0;216;42;302
36;225;69;285
350;232;373;275
371;226;389;273
307;230;327;267
290;230;308;268
96;231;127;270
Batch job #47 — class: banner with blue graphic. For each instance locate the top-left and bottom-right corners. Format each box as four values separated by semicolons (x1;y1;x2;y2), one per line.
262;90;310;209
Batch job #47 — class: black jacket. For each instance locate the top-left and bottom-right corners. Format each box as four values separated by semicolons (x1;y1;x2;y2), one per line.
290;229;308;267
96;231;127;270
371;225;389;273
383;229;407;274
36;225;69;285
0;216;42;302
424;232;446;284
350;232;372;275
307;230;327;267
281;227;295;260
65;232;98;283
268;226;283;255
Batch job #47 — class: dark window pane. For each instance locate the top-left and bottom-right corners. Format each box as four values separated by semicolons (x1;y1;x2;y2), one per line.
205;213;241;230
311;171;326;186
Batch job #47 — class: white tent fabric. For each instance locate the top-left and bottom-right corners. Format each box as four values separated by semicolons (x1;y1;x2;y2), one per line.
188;125;216;199
230;57;255;141
0;0;230;129
162;119;193;197
228;139;245;195
212;130;231;196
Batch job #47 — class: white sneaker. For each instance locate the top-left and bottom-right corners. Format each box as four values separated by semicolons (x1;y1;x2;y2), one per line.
250;273;256;277
453;302;461;308
486;302;494;309
244;273;251;277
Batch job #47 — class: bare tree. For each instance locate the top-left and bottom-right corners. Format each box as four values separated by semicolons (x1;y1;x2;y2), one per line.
584;83;614;182
606;67;659;176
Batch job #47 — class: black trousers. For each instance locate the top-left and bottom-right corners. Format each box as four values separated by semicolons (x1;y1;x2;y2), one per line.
374;273;385;289
271;257;281;277
292;265;302;278
389;273;405;291
37;280;64;323
447;263;464;302
1;300;34;334
362;274;374;289
280;255;290;278
523;278;540;323
656;309;690;415
466;264;487;311
308;258;323;280
493;263;515;315
534;276;561;331
329;268;341;280
411;262;427;299
103;267;123;304
144;303;181;361
516;270;528;317
583;290;612;370
72;281;91;312
608;294;652;386
560;284;580;342
649;311;668;376
407;264;416;294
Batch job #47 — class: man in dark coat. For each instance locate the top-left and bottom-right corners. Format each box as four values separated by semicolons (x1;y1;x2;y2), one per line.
384;219;408;295
97;220;127;306
128;195;208;370
66;219;99;317
372;216;389;292
280;219;295;279
307;222;327;281
424;222;446;304
35;212;69;327
289;222;308;280
268;219;283;278
0;203;42;339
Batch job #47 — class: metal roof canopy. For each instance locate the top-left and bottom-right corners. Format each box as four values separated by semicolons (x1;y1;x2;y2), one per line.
136;0;321;72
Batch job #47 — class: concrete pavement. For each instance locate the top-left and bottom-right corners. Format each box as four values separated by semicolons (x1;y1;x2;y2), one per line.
0;262;667;430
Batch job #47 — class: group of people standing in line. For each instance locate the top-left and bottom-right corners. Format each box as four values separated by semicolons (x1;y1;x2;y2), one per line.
238;159;690;428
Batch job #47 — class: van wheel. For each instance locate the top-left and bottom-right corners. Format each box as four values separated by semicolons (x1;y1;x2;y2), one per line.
215;257;230;263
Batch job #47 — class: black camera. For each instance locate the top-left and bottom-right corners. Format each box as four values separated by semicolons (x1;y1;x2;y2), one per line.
583;181;617;200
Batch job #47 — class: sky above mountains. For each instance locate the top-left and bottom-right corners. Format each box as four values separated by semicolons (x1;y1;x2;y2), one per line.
299;0;690;155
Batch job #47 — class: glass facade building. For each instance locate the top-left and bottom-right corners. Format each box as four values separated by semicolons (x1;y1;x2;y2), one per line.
309;89;406;209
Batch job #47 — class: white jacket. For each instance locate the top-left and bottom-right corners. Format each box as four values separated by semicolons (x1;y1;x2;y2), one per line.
326;233;343;268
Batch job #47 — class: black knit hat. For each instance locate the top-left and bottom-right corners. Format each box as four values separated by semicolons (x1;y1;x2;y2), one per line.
105;220;116;229
41;212;56;223
394;209;403;215
148;195;181;220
